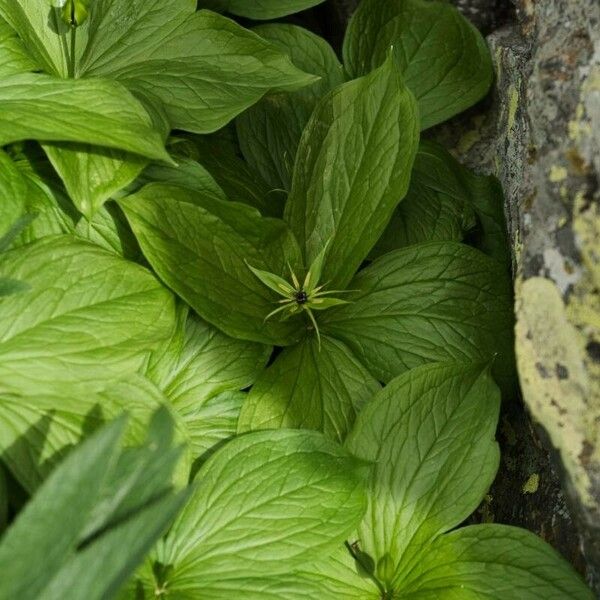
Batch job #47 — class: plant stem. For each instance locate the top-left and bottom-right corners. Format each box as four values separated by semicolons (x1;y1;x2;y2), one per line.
68;25;76;78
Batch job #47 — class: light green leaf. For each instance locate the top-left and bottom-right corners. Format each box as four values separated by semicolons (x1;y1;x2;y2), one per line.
345;362;500;587
79;7;317;133
343;0;493;129
0;17;36;76
292;545;380;599
0;374;191;494
0;73;170;161
43;143;148;219
150;429;368;596
0;411;190;600
146;305;270;457
74;202;142;259
139;156;227;204
120;183;305;345
239;335;379;443
400;525;594;599
0;0;68;76
0;236;176;392
237;24;345;191
371;140;476;257
285;55;419;289
185;390;246;464
321;242;515;396
208;0;327;20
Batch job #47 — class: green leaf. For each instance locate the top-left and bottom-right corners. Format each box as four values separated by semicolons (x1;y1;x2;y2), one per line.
184;390;246;464
285;55;419;290
0;236;176;392
237;24;345;190
371;140;476;257
210;0;327;20
0;151;74;249
377;140;509;267
343;0;493;129
0;278;28;297
0;411;190;600
79;7;317;133
239;335;380;443
321;242;516;396
120;183;304;346
345;362;500;587
0;374;191;494
0;74;170;161
0;17;36;76
149;429;369;596
139;156;227;204
74;202;142;259
43;143;148;219
247;263;296;297
0;0;69;76
146;305;270;456
0;214;37;253
193;135;282;217
400;525;594;599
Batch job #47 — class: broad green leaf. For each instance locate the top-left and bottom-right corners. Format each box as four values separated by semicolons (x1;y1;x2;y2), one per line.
0;375;190;493
371;140;476;257
193;136;282;217
43;143;148;219
146;305;270;456
0;463;7;532
0;236;176;392
185;390;246;463
237;24;345;190
207;0;327;20
321;242;515;396
0;412;190;600
0;150;74;249
376;140;509;266
345;362;500;587
239;335;380;443
0;73;170;161
343;0;493;129
292;545;380;599
79;7;318;133
400;525;594;599
120;183;304;345
74;202;142;259
139;157;227;204
0;0;68;76
150;429;368;596
0;17;36;76
285;55;419;289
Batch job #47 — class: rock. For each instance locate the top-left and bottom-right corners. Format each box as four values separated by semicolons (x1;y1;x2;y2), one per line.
325;0;600;591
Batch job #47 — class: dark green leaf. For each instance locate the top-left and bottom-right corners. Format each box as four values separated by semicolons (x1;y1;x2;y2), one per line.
120;183;304;345
321;242;515;396
237;24;345;191
343;0;493;129
207;0;327;20
285;55;419;289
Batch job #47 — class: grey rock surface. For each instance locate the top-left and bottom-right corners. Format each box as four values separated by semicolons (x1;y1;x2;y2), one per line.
324;0;600;591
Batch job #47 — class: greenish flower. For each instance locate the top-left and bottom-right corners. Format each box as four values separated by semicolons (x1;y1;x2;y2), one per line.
246;240;351;347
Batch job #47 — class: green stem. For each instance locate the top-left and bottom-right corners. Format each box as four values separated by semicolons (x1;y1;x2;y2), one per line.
68;25;76;78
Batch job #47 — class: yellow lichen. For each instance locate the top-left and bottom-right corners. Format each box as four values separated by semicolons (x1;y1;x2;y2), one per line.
523;473;540;494
549;165;568;182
